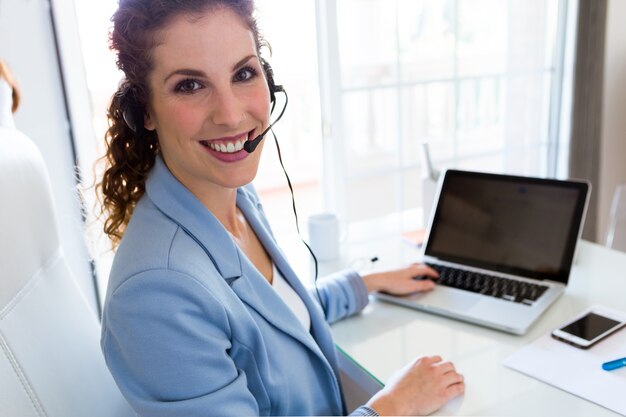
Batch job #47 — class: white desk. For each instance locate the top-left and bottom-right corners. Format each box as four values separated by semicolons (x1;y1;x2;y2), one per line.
325;238;626;416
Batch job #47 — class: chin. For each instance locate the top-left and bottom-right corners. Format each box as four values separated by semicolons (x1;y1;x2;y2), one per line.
221;169;259;190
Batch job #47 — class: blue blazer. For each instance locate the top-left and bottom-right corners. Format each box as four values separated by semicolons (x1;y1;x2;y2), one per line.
101;157;373;416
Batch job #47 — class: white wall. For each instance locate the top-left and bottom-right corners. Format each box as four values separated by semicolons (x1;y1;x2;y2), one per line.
0;0;97;313
598;0;626;243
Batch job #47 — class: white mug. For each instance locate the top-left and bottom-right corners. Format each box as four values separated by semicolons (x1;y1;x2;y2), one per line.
307;213;341;261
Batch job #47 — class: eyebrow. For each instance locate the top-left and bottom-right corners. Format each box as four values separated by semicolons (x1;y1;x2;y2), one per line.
163;54;257;84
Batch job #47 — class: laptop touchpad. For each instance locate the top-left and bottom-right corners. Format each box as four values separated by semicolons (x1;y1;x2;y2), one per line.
418;287;481;312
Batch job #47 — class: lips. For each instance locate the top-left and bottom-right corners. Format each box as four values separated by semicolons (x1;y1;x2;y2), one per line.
199;131;252;154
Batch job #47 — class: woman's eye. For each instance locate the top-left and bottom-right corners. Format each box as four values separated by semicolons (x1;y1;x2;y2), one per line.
233;66;257;83
175;79;202;93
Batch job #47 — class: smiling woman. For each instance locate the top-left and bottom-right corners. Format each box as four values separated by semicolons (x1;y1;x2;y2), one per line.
96;1;464;416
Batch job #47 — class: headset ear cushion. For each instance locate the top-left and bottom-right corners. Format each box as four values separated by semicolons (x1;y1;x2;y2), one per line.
121;105;137;133
262;59;283;104
118;87;145;134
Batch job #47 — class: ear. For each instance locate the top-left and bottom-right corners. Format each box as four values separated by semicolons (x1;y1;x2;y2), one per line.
143;109;156;131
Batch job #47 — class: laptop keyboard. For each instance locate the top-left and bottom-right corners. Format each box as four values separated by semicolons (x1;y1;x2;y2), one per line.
425;264;549;306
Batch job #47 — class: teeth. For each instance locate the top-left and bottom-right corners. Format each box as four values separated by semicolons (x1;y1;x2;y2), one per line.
206;138;246;153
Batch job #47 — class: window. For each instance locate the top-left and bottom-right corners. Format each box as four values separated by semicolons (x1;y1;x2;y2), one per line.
317;0;570;235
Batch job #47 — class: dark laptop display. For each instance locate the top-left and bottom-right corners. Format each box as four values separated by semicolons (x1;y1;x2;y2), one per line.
424;170;589;284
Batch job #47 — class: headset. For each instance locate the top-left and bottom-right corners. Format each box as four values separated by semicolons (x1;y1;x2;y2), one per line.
119;59;323;307
243;59;286;153
118;84;145;136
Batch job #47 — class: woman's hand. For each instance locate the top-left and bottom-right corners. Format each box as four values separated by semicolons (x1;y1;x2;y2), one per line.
366;355;465;416
361;264;439;295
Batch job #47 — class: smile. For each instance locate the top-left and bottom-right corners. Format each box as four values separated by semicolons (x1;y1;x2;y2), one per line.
199;131;251;154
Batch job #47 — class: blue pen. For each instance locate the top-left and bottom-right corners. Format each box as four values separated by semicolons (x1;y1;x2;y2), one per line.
602;357;626;371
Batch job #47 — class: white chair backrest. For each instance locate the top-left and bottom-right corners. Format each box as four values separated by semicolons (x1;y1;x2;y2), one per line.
606;183;626;253
0;127;134;417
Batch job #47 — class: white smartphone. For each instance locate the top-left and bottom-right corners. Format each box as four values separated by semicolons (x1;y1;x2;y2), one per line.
551;308;626;349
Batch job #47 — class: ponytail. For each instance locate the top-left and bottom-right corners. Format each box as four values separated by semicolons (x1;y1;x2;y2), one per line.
97;82;159;248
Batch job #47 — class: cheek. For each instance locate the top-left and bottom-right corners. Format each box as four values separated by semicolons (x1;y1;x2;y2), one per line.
166;103;204;130
149;93;204;131
249;88;271;123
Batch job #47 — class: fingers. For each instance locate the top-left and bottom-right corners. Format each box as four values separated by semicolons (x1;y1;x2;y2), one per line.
415;355;442;365
379;355;464;415
371;263;441;296
410;279;436;292
409;263;439;279
414;356;463;380
435;361;456;375
438;362;464;398
423;265;440;277
433;360;465;401
445;372;465;386
444;378;465;401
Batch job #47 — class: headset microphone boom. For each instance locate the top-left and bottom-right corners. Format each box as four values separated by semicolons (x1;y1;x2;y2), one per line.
243;88;287;153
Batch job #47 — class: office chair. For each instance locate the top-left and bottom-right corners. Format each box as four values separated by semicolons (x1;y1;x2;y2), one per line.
606;183;626;253
0;127;134;416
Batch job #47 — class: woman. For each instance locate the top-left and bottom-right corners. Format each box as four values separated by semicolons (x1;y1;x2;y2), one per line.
98;0;465;415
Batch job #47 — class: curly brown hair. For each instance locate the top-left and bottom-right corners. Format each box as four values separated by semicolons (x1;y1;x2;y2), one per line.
98;0;263;247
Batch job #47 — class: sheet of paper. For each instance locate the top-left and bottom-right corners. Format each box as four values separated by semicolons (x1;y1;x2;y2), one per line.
503;306;626;416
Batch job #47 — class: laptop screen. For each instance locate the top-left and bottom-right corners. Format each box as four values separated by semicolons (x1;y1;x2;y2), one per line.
424;170;589;283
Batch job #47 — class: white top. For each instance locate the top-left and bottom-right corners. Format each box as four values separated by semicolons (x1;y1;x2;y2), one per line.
272;264;311;331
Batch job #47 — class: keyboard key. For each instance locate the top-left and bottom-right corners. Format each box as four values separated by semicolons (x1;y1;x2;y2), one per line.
426;263;549;306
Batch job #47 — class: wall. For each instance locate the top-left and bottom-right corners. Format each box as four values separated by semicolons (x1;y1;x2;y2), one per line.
598;0;626;243
0;0;97;313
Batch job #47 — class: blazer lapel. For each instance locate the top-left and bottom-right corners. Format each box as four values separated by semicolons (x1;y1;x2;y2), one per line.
228;256;322;354
236;188;343;394
234;189;327;353
227;258;343;410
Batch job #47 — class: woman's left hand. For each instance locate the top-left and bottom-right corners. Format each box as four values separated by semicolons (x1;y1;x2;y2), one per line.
362;263;439;295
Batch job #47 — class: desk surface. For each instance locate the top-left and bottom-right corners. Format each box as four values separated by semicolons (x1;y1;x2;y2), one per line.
326;239;626;416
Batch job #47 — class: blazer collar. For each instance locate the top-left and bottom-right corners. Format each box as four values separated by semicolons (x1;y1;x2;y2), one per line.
145;156;242;280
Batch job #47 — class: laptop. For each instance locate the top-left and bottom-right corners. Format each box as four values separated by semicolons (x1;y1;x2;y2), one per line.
376;169;590;335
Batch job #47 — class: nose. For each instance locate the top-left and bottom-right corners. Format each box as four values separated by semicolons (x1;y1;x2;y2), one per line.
210;86;245;128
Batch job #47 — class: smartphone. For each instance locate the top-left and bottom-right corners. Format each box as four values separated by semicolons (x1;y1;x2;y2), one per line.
551;308;626;349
